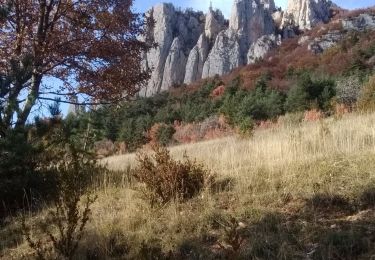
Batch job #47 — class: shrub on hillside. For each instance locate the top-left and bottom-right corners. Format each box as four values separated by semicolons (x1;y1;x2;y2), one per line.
118;115;153;151
237;85;284;121
0;129;56;218
173;116;232;144
133;145;212;206
23;145;102;260
156;124;176;146
285;73;336;112
304;109;324;122
148;123;176;146
284;82;310;113
335;76;362;107
238;117;255;136
220;77;284;129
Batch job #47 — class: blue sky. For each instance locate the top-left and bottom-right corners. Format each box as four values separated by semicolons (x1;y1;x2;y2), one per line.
134;0;374;18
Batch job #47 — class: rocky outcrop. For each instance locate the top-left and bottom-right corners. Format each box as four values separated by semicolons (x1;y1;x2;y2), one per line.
229;0;275;55
261;0;276;11
342;13;375;31
247;34;281;64
202;29;242;78
307;30;343;54
184;9;225;84
282;0;332;30
140;4;204;96
305;13;375;55
184;34;209;84
140;0;341;96
162;37;187;90
204;8;226;40
202;0;275;78
140;4;175;96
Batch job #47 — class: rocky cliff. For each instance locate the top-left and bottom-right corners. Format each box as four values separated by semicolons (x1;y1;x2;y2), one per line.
282;0;332;30
140;0;335;96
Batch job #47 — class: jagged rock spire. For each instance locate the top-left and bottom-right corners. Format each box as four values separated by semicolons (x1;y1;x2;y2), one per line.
140;0;336;96
283;0;332;30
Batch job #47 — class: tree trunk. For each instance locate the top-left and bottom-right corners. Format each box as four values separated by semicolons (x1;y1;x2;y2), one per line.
16;72;42;128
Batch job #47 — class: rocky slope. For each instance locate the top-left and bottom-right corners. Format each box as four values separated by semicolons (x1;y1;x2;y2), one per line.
140;0;336;96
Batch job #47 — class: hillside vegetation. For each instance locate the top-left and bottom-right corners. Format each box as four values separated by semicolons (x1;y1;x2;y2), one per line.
65;25;375;155
2;111;375;259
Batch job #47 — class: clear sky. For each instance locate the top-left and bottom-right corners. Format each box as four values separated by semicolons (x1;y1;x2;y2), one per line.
134;0;374;18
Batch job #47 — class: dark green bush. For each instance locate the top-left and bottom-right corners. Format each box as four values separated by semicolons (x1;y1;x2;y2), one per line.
220;77;284;129
238;117;255;136
285;73;336;112
156;124;176;146
0;129;57;218
23;145;102;260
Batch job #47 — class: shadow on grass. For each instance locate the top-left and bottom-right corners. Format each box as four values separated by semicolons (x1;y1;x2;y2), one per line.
170;189;375;260
2;187;375;259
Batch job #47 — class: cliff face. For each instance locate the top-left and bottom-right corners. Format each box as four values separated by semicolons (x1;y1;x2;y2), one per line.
282;0;332;30
202;0;275;78
140;4;205;96
140;0;334;96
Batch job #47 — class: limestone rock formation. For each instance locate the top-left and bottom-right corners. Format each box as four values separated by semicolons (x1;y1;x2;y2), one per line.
184;34;209;84
229;0;275;54
342;13;375;31
162;37;188;90
204;8;226;39
202;0;275;78
140;4;204;96
184;8;225;84
139;0;341;96
261;0;276;11
247;34;281;64
282;0;332;30
307;30;343;54
298;35;311;45
272;11;284;28
202;29;242;78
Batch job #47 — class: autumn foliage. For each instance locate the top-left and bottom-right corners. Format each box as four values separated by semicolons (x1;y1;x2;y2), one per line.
0;0;153;134
133;145;212;205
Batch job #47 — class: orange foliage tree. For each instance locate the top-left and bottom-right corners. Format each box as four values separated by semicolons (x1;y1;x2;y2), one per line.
0;0;153;135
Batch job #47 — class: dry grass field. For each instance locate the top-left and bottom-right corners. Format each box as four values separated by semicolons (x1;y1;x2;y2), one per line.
2;112;375;259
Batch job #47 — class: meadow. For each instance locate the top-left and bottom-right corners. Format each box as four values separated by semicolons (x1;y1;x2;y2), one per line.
2;112;375;259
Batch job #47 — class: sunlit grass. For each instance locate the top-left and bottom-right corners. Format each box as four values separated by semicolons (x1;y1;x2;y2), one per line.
2;112;375;259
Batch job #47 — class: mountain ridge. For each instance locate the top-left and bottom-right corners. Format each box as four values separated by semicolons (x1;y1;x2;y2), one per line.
139;0;373;97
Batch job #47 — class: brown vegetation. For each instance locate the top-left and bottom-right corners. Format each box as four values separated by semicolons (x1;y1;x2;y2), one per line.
0;0;153;134
133;145;212;206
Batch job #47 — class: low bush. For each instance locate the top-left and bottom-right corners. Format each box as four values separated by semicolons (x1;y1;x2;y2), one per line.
238;117;255;136
155;124;176;146
0;128;57;219
133;145;212;206
22;145;104;260
148;123;175;146
335;75;363;107
285;73;336;112
220;76;284;131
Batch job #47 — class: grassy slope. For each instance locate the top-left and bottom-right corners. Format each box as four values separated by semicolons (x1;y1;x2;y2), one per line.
2;112;375;259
